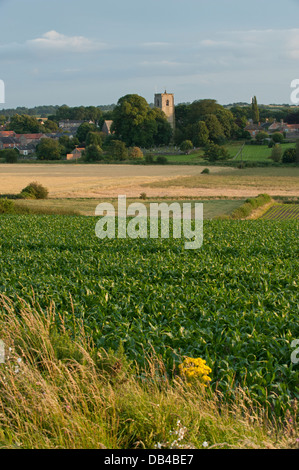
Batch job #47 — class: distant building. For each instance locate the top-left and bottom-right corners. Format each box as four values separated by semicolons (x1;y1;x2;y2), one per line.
154;91;175;130
102;120;113;135
244;123;264;137
66;147;85;160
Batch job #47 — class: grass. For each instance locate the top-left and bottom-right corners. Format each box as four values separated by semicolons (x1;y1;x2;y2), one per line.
0;295;297;449
144;167;299;195
226;142;296;162
13;197;245;219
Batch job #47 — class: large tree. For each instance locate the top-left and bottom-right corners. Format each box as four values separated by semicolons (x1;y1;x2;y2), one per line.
251;96;260;124
112;94;172;147
36;138;62;160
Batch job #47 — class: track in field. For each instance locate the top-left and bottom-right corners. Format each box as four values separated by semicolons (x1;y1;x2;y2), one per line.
260;204;299;220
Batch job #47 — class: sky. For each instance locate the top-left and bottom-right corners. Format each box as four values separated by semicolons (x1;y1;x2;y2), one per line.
1;0;299;108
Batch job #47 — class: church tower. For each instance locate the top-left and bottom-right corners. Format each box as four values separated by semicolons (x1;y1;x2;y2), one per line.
154;91;175;130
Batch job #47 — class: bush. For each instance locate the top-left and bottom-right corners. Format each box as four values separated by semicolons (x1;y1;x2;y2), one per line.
139;192;147;200
201;168;210;174
145;154;154;164
0;198;15;214
180;140;193;154
230;194;271;219
129;147;143;160
269;144;282;163
20;182;49;200
271;132;284;143
204;143;229;162
156;156;168;164
1;149;19;163
282;148;296;164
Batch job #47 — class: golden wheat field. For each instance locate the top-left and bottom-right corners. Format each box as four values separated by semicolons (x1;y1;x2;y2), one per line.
1;164;299;198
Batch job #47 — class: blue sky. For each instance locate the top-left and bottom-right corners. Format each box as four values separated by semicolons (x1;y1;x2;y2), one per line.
1;0;299;108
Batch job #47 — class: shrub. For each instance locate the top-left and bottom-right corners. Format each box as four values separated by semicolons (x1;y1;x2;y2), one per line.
129;147;143;160
180;140;193;154
0;198;15;214
84;144;104;162
269;144;282;163
201;168;210;174
145;154;154;164
1;149;19;163
204;143;229;162
156;156;168;164
20;182;49;200
139;192;147;200
282;148;296;164
272;132;284;143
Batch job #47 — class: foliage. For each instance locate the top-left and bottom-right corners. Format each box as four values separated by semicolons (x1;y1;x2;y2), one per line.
201;168;210;174
0;215;298;418
20;182;49;200
36;138;62;161
282;148;296;164
272;132;284;143
270;144;283;163
58;135;79;156
0;198;15;213
112;94;172;148
180;140;193;154
156;155;168;164
204;143;229;162
128;146;143;160
76;122;97;144
108;140;128;160
0;148;19;163
84;144;104;162
255;131;269;143
251;96;260;124
230;194;272;219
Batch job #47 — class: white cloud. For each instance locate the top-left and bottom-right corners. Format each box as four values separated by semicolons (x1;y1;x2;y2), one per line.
28;30;107;53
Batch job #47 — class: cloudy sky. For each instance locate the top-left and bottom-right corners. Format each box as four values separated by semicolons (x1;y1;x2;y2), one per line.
1;0;299;108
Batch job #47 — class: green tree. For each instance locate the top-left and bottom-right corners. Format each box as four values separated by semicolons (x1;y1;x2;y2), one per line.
271;132;284;143
282;148;296;163
59;135;79;156
112;94;171;148
76;122;97;143
193;121;209;147
204;143;229;162
109;140;128;161
255;131;269;143
269;144;282;162
251;96;260;124
203;114;226;144
7;114;43;134
1;148;19;163
84;144;103;162
36;138;62;160
86;131;103;147
180;140;193;154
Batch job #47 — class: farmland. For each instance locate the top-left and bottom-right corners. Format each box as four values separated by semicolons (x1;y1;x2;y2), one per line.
260;204;299;220
0;214;298;417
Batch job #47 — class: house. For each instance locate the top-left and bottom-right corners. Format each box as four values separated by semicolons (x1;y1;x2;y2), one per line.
66;147;85;160
0;136;20;149
59;120;86;135
18;133;46;145
244;123;264;137
102;120;113;135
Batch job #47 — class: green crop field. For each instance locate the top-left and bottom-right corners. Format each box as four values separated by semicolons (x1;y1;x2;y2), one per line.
0;214;298;415
260;204;299;220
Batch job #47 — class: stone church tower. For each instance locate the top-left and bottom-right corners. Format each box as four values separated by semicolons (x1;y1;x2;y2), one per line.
154;91;175;130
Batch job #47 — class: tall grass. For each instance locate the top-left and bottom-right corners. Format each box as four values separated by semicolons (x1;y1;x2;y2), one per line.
0;295;297;449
